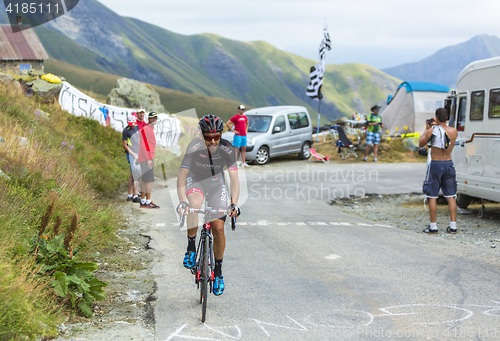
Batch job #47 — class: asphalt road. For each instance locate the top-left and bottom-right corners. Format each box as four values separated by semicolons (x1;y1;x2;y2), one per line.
145;162;500;340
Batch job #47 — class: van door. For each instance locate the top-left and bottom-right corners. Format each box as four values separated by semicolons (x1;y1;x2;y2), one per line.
454;95;468;188
287;112;311;152
269;115;290;156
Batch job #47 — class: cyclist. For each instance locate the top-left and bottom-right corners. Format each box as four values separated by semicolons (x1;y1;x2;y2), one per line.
177;114;241;296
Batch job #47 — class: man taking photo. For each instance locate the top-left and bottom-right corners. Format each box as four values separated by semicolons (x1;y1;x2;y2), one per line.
419;108;458;234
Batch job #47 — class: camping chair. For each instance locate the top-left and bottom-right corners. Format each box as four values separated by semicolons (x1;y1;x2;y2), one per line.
308;148;330;163
334;125;359;160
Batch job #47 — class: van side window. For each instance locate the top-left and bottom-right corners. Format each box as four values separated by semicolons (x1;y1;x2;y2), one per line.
298;112;309;128
489;88;500;118
470;90;485;121
457;97;467;131
287;113;309;129
273;115;286;132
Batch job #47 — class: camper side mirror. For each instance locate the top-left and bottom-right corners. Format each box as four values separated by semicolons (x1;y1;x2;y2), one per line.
273;126;281;133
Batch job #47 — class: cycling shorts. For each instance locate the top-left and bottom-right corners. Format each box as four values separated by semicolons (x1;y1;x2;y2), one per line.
186;173;228;222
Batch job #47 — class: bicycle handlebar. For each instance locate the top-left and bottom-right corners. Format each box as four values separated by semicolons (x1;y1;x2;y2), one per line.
179;208;237;231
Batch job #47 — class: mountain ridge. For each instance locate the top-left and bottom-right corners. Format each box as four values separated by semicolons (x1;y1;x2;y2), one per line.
382;34;500;87
1;0;401;120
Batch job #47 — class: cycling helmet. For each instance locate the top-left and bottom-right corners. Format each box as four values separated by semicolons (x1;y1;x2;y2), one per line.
199;114;224;134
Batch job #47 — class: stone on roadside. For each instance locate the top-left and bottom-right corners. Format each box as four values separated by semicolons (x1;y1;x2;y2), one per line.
31;78;63;103
402;137;420;152
34;109;50;119
0;72;22;93
106;78;167;113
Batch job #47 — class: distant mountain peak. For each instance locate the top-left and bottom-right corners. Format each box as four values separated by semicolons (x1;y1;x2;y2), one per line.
382;34;500;87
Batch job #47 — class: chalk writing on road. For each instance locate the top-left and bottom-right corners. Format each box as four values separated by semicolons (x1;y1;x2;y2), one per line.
163;301;500;340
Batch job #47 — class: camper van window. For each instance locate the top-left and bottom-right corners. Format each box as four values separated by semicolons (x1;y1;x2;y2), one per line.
457;97;467;131
489;88;500;118
470;90;485;121
448;97;457;127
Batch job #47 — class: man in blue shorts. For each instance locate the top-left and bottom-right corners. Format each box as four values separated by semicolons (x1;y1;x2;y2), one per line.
364;105;385;162
122;115;141;203
227;105;250;167
419;108;458;234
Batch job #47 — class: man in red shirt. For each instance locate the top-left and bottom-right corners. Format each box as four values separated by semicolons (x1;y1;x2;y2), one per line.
138;112;160;208
226;104;250;167
136;108;146;130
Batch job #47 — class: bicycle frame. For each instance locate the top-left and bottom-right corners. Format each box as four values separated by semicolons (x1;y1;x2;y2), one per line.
179;205;236;322
193;209;216;289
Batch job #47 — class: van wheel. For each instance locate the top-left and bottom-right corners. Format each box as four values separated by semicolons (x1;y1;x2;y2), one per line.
298;142;311;160
255;146;270;165
456;193;472;209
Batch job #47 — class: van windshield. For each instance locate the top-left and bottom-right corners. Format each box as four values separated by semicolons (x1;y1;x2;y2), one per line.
248;115;272;133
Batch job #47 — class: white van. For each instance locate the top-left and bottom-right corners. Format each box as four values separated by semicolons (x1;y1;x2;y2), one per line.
222;106;314;165
446;56;500;208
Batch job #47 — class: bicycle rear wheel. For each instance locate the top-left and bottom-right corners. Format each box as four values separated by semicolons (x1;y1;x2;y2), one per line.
200;236;209;322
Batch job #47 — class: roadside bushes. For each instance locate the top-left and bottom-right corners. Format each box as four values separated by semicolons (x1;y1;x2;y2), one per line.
0;84;125;338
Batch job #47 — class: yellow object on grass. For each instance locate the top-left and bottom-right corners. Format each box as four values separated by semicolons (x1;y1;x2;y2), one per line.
41;73;62;84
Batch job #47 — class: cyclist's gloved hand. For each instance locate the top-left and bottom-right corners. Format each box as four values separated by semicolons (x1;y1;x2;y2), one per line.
228;203;241;217
176;201;189;215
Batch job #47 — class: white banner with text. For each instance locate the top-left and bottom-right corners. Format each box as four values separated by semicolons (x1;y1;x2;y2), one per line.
58;82;182;147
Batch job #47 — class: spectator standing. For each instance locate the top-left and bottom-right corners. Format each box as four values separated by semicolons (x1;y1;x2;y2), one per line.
138;112;160;209
122;115;141;202
136;107;146;130
364;105;385;162
419;108;458;234
227;104;250;167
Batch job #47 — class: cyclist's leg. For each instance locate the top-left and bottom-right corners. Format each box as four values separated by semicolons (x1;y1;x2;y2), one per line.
206;180;228;261
206;180;228;295
183;177;205;269
211;219;226;262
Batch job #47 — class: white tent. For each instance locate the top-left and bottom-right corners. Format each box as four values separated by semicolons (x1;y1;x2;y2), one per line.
381;81;449;135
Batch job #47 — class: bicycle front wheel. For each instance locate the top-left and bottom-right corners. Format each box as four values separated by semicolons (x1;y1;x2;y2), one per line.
201;236;209;322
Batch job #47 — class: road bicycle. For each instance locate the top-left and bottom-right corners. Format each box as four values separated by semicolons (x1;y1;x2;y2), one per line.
179;205;236;322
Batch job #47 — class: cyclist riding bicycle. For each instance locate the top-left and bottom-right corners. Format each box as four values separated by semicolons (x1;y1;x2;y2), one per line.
177;114;241;296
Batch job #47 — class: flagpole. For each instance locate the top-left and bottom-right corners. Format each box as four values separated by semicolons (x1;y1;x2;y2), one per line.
316;100;321;143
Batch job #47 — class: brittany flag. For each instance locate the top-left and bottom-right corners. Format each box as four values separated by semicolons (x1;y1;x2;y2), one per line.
306;25;331;100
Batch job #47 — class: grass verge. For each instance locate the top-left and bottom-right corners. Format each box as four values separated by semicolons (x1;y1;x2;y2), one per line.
0;84;131;339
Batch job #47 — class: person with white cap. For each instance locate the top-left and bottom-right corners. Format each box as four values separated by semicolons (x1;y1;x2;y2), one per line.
122;113;141;202
226;104;250;167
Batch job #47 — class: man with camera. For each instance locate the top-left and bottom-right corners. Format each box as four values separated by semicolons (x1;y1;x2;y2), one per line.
419;108;458;234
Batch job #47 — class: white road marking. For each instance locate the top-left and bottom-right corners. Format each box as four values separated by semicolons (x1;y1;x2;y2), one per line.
324;254;341;260
156;223;166;227
168;221;394;228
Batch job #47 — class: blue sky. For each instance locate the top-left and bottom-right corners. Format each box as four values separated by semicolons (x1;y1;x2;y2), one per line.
99;0;500;69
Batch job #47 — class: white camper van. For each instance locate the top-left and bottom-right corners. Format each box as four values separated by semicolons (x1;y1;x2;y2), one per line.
446;56;500;208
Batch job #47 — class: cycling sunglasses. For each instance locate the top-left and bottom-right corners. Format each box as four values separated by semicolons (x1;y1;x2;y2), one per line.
203;133;221;141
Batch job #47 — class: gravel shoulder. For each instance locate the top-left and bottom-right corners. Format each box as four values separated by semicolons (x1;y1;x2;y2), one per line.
334;193;500;251
52;198;159;341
